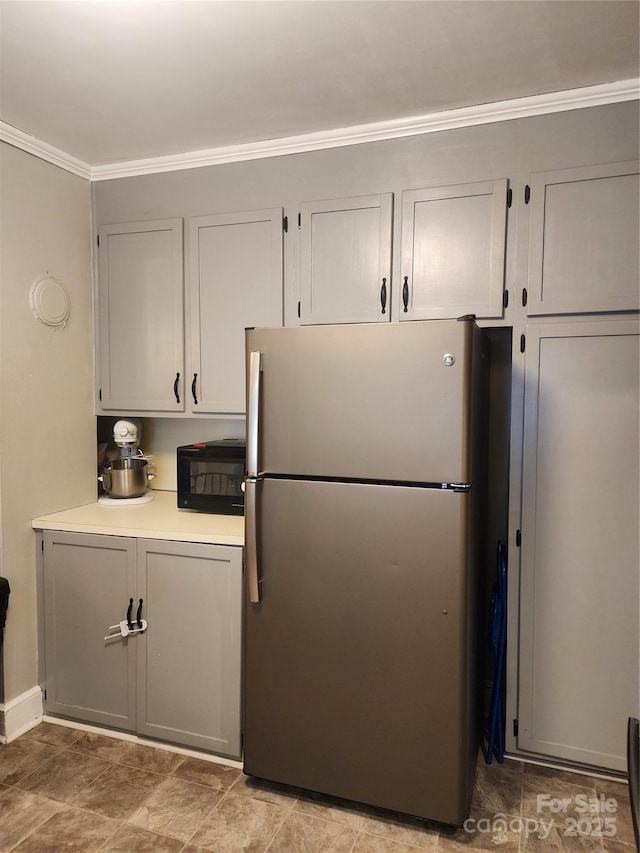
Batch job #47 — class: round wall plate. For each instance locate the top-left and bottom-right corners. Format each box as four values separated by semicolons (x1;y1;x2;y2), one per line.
29;275;70;327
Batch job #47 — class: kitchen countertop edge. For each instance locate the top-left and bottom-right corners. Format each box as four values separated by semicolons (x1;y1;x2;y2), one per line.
32;490;245;547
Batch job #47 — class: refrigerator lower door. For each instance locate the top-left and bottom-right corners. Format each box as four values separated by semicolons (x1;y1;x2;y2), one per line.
243;478;478;826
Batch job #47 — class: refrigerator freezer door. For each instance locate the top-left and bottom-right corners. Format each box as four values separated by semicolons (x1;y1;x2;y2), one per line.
246;319;483;485
243;478;478;825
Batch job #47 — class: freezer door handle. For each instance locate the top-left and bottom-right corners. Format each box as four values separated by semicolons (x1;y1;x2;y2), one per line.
245;477;261;603
247;351;262;478
446;482;471;492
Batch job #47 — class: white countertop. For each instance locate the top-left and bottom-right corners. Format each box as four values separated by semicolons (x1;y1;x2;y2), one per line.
32;490;244;547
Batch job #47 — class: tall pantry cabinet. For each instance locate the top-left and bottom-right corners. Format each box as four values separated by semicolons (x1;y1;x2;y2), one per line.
513;157;639;772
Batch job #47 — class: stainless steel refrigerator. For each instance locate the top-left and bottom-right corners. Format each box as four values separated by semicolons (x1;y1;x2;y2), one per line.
243;318;489;826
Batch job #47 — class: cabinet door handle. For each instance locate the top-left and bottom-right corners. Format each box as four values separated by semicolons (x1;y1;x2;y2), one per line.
191;373;198;405
136;599;143;629
380;278;387;314
402;276;409;313
126;598;134;631
173;372;181;404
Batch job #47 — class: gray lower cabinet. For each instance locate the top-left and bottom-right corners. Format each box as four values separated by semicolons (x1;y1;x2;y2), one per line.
135;539;242;756
43;531;137;731
42;530;242;758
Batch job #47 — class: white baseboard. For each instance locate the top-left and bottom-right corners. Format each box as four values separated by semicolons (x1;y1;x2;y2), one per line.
41;716;243;770
0;685;43;743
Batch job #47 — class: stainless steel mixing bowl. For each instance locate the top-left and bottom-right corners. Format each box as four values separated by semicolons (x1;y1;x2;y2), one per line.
101;457;151;499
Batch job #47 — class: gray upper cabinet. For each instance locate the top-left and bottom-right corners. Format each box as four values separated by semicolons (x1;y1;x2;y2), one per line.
98;219;184;412
299;193;393;324
399;179;508;320
527;161;640;316
188;209;283;414
97;211;283;416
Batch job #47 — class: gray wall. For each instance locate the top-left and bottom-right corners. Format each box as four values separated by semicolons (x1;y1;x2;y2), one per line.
0;143;95;711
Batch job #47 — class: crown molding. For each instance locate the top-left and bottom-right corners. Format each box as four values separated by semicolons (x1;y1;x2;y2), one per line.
88;78;640;181
2;78;638;182
0;122;92;180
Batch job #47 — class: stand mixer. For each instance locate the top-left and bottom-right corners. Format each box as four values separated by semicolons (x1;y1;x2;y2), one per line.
113;419;143;458
98;420;155;504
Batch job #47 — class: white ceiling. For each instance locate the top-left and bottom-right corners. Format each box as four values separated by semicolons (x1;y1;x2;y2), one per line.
0;0;638;169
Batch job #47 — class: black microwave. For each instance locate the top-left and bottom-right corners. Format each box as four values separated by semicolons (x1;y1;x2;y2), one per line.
177;440;245;514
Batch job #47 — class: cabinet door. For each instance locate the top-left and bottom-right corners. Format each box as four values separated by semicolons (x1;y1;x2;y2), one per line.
400;179;507;320
43;531;137;730
98;219;184;412
189;209;283;414
527;161;639;315
136;539;242;757
518;320;639;771
300;194;393;324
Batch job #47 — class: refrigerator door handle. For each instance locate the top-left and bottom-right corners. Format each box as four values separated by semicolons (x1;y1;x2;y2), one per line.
247;351;262;478
245;477;261;603
447;482;471;492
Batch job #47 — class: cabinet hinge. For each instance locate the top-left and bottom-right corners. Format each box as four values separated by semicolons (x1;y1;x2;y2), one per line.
522;288;528;307
524;185;531;204
520;334;526;353
513;718;519;737
506;187;513;208
516;529;521;547
283;216;288;233
298;212;301;228
503;289;509;310
297;301;301;319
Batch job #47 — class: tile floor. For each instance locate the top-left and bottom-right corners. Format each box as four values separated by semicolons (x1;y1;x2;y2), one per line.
0;722;635;852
